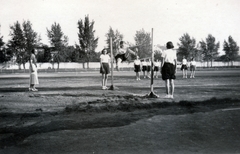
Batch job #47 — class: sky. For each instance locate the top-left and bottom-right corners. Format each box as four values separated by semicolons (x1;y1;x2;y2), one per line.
0;0;240;54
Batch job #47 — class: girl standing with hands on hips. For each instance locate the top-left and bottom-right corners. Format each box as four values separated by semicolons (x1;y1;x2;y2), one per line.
100;48;111;90
161;41;177;99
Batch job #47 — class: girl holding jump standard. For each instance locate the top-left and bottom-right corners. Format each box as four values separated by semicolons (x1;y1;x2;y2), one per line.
161;41;177;99
100;48;111;90
115;41;136;71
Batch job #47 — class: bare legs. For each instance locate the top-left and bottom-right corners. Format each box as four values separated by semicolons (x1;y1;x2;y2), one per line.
190;70;195;78
102;74;108;89
165;79;174;98
143;71;146;78
136;72;141;80
182;69;187;78
154;71;158;78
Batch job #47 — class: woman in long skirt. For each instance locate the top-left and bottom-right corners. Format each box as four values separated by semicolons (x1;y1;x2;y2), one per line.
29;48;39;91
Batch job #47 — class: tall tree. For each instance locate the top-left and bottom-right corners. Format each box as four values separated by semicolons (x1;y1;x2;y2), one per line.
77;15;98;68
47;22;69;69
8;21;25;69
105;27;123;56
22;20;39;69
199;34;220;67
223;36;239;66
134;29;151;59
0;32;7;63
7;21;39;69
177;33;198;61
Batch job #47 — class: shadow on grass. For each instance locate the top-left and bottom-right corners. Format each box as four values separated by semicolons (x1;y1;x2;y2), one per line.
0;97;239;149
0;86;102;92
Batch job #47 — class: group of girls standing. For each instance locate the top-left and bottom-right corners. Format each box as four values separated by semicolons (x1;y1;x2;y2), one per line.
134;58;161;80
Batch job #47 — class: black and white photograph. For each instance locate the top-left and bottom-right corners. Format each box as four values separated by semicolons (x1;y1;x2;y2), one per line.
0;0;240;153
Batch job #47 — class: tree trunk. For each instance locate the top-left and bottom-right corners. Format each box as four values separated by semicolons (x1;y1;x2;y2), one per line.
82;62;85;69
23;63;26;70
18;64;21;70
51;62;54;69
87;62;89;69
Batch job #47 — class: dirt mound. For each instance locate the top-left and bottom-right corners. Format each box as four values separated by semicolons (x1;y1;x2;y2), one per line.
0;96;240;149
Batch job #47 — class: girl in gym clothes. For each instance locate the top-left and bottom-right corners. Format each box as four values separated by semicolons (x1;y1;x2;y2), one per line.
100;48;111;90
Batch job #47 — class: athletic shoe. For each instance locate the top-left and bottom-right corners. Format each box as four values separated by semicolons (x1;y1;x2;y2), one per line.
32;88;38;91
169;95;174;99
164;95;170;98
29;88;38;91
102;86;108;90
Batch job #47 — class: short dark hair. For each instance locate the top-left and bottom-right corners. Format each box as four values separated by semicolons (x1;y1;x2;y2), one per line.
101;48;108;54
31;49;35;54
166;41;174;49
120;41;124;45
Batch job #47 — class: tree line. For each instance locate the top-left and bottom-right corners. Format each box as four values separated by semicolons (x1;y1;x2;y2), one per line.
0;15;239;69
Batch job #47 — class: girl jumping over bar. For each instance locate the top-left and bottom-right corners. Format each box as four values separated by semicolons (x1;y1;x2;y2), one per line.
115;41;137;71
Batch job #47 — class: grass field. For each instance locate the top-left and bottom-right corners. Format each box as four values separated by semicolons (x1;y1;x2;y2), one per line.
0;68;240;113
0;68;240;153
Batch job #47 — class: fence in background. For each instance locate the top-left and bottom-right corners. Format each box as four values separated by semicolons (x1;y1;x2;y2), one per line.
1;61;240;73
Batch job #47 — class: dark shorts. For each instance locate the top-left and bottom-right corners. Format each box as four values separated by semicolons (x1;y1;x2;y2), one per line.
181;65;188;70
134;65;141;72
190;65;196;71
161;63;176;80
115;53;128;62
142;66;147;71
154;66;159;72
100;63;110;74
147;66;151;72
